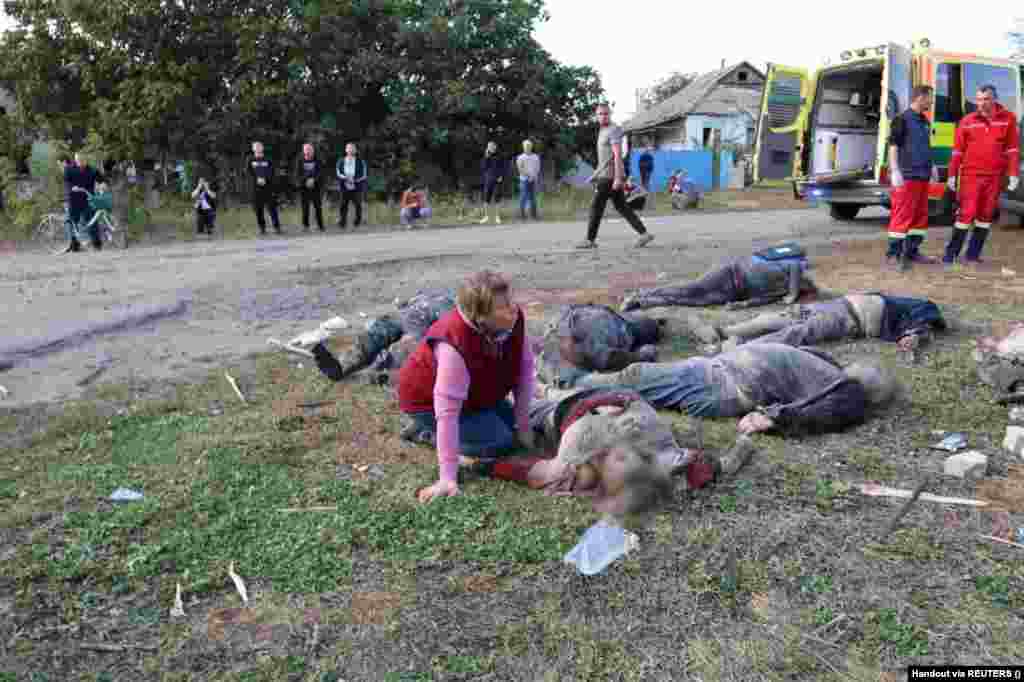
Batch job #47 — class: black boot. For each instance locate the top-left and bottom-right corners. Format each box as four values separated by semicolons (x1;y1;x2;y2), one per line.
943;228;967;264
885;237;903;261
964;228;989;262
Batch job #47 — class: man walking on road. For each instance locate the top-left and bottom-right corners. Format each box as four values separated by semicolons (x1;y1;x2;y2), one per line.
297;143;325;231
336;142;368;229
249;142;282;235
576;103;654;250
943;85;1020;265
885;85;935;269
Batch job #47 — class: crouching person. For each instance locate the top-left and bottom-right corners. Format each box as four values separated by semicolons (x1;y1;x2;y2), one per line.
398;271;536;503
400;184;432;228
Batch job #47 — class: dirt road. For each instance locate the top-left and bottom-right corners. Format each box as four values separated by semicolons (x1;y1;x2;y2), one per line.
0;207;888;409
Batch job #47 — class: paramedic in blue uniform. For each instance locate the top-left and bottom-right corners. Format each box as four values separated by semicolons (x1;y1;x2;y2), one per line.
885;85;935;268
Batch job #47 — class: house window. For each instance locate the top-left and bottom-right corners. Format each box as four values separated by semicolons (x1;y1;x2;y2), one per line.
738;71;748;82
703;128;713;147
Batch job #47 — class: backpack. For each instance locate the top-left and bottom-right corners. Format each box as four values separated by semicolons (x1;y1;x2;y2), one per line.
751;242;808;268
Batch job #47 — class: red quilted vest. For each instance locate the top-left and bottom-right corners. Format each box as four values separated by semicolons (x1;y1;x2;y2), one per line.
398;308;525;414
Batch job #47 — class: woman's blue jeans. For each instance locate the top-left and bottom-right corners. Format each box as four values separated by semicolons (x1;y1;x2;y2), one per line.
408;399;518;459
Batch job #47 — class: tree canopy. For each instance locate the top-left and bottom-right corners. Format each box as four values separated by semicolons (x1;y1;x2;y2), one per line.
0;0;605;193
638;71;698;111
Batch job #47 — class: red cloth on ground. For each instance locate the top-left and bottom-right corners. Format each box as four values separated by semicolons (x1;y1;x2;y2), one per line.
686;451;715;489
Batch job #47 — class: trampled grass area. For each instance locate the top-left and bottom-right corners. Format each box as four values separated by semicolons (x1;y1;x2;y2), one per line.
3;241;1024;679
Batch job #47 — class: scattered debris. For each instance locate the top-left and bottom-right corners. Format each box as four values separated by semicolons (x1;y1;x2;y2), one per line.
1018;527;1024;544
979;535;1024;550
298;400;334;409
1010;407;1024;423
1002;267;1016;277
943;451;989;479
80;642;159;653
228;562;249;605
224;372;246;403
320;316;349;332
976;464;1024;512
109;487;144;503
170;582;186;618
267;338;315;358
859;482;988;507
931;432;968;453
881;479;929;537
0;385;8;400
76;359;113;388
563;520;640;576
355;464;370;473
278;506;338;513
1003;426;1024;456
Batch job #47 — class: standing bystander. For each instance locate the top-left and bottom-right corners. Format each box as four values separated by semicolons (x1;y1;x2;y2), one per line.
249;142;282;235
64;153;104;252
297;143;325;231
479;141;506;224
944;85;1020;265
885;85;935;269
336;143;368;229
515;140;540;220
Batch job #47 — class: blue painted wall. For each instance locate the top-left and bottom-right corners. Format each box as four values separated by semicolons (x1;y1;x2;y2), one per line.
625;149;735;192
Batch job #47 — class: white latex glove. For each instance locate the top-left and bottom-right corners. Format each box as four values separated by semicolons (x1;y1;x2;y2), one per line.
738;412;774;435
890;170;904;188
947;177;957;192
1009;176;1020;193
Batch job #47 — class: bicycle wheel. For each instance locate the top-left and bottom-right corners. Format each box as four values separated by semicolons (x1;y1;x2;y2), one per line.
104;214;127;249
34;214;68;253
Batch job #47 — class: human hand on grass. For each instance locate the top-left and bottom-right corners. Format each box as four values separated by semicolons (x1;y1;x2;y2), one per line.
417;479;460;503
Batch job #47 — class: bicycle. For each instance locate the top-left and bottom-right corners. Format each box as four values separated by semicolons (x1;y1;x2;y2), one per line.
33;207;73;254
74;188;127;250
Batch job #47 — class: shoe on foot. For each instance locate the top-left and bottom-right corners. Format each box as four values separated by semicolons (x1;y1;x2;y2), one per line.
634;233;654;248
496;216;502;225
574;239;597;249
620;295;639;312
635;344;658;362
479;216;490;224
909;253;938;264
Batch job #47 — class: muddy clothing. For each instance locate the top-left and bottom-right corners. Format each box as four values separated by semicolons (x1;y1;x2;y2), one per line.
570;343;868;434
742;300;861;348
312;289;455;381
623;257;808;311
538;305;661;389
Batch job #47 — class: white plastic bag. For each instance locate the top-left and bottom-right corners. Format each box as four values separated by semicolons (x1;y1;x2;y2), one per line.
563;520;639;576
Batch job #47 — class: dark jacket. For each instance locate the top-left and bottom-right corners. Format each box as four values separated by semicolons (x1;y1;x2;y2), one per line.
249;156;275;194
65;164;102;209
296;157;324;192
877;295;946;341
336;156;368;192
481;155;507;183
889;109;932;180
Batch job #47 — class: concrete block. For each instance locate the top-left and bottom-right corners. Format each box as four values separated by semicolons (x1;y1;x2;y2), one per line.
1004;426;1024;455
944;451;989;479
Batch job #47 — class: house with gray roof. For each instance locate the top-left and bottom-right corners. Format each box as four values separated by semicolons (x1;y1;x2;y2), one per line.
624;61;765;152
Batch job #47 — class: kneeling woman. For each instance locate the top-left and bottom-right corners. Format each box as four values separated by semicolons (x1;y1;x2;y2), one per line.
399;271;536;503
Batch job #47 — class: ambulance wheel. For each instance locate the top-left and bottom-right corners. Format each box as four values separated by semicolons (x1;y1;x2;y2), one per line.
829;203;861;221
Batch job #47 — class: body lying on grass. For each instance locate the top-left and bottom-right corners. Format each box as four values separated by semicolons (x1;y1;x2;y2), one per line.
392;271;537;503
620;247;834;313
468;386;756;516
536;303;666;389
312;288;456;383
543;343;902;436
711;294;964;353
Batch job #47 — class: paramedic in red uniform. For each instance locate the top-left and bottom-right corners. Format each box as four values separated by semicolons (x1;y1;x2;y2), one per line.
943;84;1020;265
886;85;935;268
